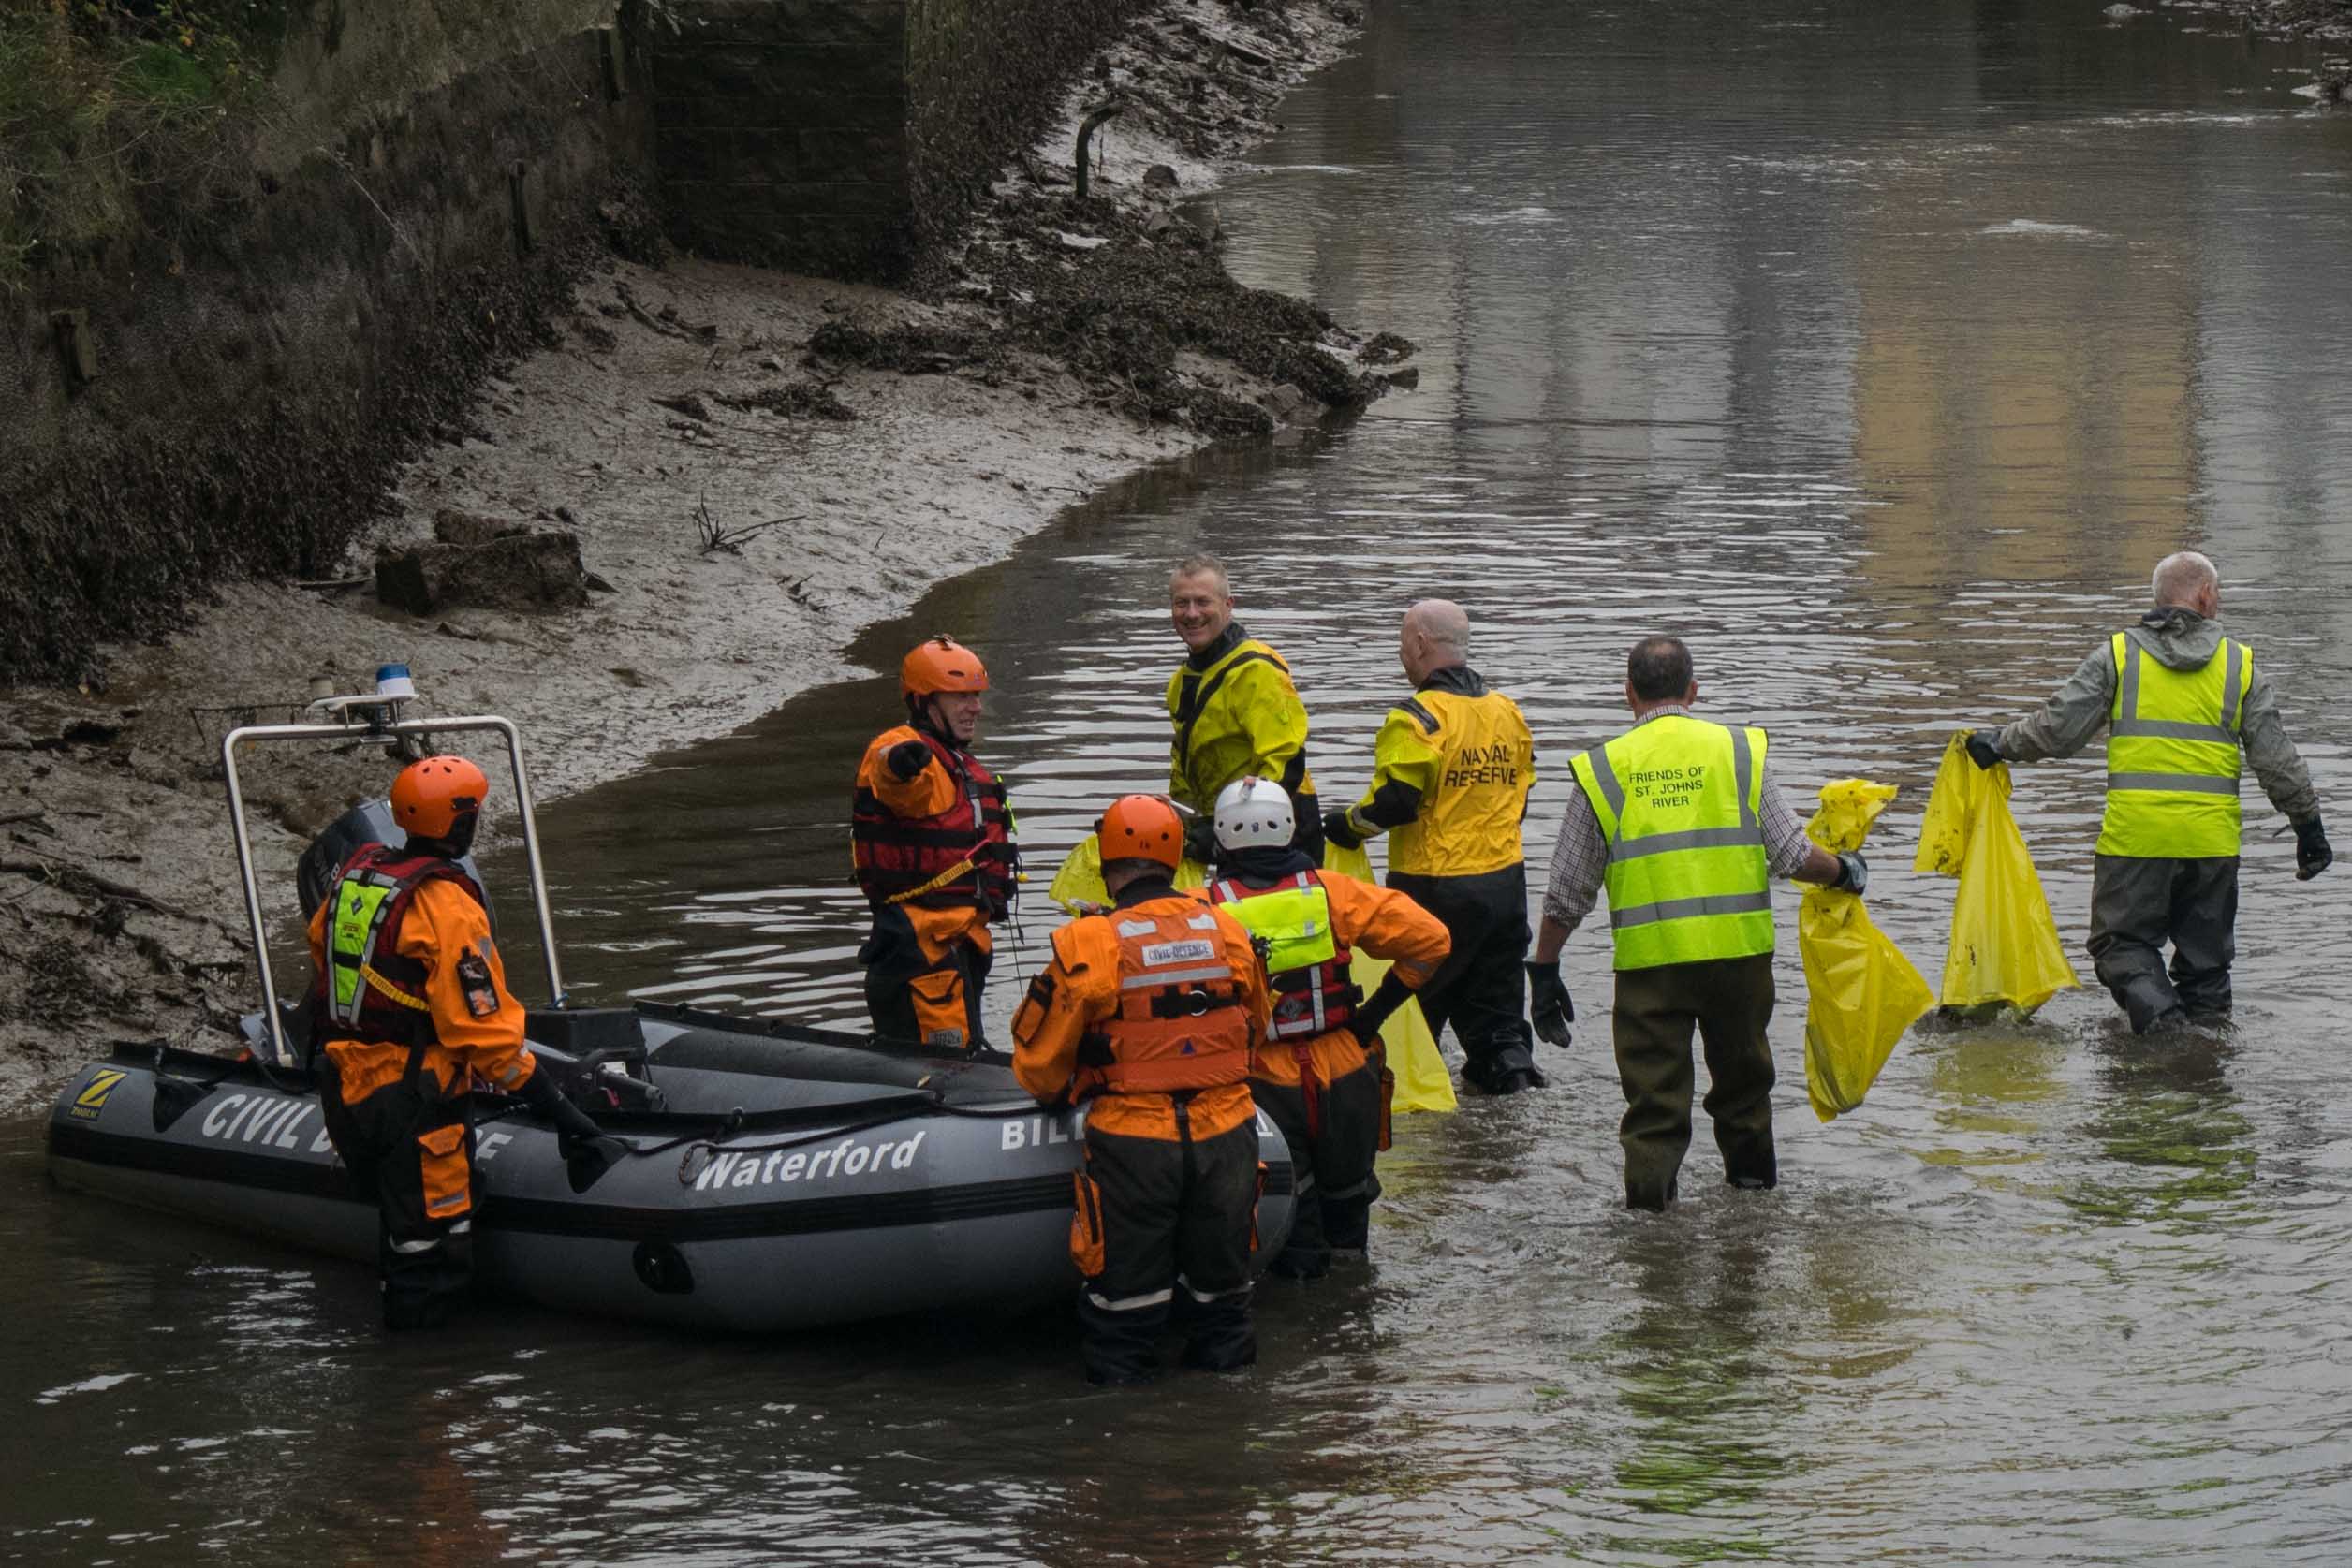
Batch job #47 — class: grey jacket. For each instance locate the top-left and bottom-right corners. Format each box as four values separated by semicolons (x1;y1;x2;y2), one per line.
1992;608;2318;825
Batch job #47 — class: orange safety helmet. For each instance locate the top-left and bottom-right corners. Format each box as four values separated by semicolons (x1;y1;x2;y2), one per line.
1097;794;1183;872
900;637;990;701
390;755;489;841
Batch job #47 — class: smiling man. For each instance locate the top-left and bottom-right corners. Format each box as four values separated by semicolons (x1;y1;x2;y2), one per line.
1164;553;1324;864
851;637;1018;1049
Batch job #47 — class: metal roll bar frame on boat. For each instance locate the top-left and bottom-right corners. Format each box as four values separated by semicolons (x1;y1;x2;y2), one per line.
223;705;564;1069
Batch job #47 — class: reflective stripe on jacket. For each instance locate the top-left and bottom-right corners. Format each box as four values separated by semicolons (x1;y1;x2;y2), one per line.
1570;715;1773;971
316;846;480;1047
1207;872;1359;1042
1165;631;1317;812
2098;631;2248;859
851;725;1017;917
1010;889;1270;1141
305;851;537;1100
1079;903;1256;1094
1349;680;1534;878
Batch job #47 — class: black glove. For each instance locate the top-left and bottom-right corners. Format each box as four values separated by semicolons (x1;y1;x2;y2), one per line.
1830;850;1869;896
1351;973;1412;1047
2296;815;2332;882
1322;808;1363;852
885;738;933;782
1182;810;1217;865
522;1067;605;1160
1526;961;1574;1048
1963;732;2004;770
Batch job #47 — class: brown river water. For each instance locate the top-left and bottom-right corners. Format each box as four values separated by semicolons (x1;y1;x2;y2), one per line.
10;1;2352;1561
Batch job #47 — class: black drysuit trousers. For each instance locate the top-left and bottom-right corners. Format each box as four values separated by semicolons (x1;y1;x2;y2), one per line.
320;1062;476;1331
1250;1059;1382;1276
1071;1115;1258;1384
2087;853;2238;1032
1388;864;1536;1089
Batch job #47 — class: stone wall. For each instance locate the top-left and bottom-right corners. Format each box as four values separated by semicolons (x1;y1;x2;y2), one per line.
0;6;655;685
645;0;1150;278
645;0;914;278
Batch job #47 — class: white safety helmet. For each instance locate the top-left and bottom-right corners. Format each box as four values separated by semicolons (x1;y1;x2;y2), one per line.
1213;775;1295;854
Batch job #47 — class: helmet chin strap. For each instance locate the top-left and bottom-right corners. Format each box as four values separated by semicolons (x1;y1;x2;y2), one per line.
410;813;479;860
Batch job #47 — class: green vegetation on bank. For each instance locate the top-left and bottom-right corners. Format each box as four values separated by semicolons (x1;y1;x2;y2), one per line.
0;1;294;292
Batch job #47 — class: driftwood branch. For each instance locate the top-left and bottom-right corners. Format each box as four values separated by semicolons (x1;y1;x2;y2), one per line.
693;495;805;556
0;856;196;920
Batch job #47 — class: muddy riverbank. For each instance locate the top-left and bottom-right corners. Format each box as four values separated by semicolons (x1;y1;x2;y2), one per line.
0;0;1385;1107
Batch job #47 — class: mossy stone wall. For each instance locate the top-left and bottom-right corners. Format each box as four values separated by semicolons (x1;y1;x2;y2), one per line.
0;6;654;685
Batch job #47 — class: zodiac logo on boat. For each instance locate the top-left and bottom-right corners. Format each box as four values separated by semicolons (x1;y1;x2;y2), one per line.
69;1069;125;1122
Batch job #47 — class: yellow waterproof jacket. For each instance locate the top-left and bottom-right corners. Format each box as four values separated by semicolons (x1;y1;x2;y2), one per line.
1166;624;1317;813
1338;665;1533;878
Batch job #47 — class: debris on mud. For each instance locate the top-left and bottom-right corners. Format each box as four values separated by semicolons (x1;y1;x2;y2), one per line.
814;185;1388;437
806;320;984;375
713;384;860;422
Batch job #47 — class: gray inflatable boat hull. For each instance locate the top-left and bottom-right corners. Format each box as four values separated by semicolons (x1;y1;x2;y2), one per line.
46;1008;1298;1333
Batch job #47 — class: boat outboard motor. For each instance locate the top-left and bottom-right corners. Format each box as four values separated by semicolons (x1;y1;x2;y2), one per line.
296;797;492;926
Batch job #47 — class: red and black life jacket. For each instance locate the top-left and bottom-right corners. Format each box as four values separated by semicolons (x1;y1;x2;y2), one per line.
1074;901;1257;1097
309;843;486;1049
1206;870;1360;1043
851;728;1017;917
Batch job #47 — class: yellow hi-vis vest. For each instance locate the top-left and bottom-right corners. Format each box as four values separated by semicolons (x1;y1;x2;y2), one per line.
1569;715;1772;972
2098;632;2248;859
1377;688;1534;878
1206;873;1357;1042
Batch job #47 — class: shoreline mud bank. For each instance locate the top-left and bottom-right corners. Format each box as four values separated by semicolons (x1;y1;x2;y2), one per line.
0;0;1391;1109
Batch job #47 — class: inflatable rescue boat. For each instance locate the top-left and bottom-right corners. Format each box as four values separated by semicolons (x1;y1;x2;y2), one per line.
44;687;1295;1332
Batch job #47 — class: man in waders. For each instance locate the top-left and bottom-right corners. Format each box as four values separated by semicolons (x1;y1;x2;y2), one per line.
1167;553;1325;864
307;755;608;1329
1325;599;1544;1094
1963;550;2328;1033
1011;794;1273;1384
852;637;1018;1049
1207;775;1449;1276
1531;636;1864;1210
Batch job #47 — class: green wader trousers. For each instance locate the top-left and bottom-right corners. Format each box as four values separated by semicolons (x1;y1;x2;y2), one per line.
1611;952;1777;1210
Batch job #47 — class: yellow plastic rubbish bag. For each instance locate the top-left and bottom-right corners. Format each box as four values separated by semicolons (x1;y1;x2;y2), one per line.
1044;832;1208;909
1913;733;2081;1016
1324;844;1454;1114
1043;835;1455;1114
1801;780;1935;1122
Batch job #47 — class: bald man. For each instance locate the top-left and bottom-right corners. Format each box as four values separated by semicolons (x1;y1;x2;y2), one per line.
1966;550;2327;1033
1326;601;1543;1094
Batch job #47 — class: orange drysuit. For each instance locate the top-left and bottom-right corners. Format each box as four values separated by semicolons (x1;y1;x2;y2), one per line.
1010;879;1272;1382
